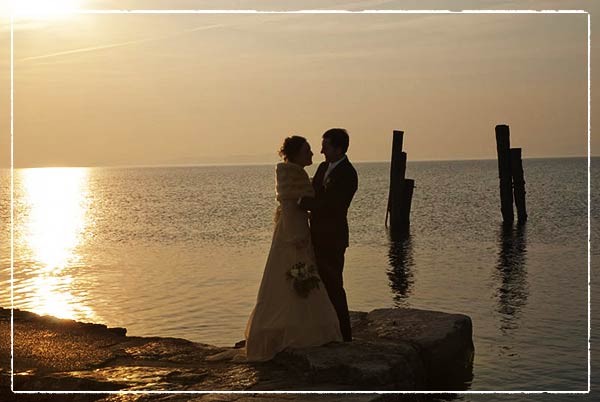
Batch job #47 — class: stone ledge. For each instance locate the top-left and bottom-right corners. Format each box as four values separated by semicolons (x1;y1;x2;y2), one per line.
0;307;473;399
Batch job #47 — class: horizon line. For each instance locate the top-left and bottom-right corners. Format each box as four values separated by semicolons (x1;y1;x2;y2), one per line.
1;154;592;170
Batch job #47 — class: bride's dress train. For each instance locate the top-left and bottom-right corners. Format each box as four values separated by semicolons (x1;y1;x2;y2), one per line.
205;347;247;362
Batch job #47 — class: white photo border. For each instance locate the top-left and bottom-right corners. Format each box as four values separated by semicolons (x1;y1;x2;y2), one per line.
9;8;591;395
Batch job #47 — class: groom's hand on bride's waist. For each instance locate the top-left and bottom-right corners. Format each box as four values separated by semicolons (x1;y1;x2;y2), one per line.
297;196;315;211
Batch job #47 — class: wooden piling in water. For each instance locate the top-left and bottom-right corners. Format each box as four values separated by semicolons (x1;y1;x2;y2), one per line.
386;130;414;231
495;125;514;223
510;148;527;223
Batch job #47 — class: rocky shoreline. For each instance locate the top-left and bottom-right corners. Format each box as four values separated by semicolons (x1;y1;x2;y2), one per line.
0;307;473;401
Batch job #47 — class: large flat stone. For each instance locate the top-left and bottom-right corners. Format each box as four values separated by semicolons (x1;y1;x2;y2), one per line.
353;308;475;388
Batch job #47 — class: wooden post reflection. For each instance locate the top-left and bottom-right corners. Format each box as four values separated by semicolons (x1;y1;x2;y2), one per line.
386;228;414;306
495;222;528;333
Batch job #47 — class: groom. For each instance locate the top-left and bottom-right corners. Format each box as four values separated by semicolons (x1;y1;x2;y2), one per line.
299;128;358;342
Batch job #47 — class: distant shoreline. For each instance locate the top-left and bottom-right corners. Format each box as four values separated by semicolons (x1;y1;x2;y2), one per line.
1;155;594;170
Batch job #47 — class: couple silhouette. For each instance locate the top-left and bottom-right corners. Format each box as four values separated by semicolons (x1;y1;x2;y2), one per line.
244;128;358;361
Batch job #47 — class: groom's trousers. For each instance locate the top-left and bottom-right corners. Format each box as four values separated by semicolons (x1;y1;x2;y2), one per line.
314;244;352;342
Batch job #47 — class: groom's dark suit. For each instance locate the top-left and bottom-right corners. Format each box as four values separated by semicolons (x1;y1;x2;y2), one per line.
299;156;358;341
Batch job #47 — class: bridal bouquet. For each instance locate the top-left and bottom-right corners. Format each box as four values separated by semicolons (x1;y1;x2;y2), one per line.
286;262;321;298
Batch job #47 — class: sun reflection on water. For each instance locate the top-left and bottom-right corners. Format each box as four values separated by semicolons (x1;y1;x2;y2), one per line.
15;167;96;321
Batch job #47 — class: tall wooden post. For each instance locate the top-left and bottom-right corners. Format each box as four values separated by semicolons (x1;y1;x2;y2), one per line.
495;125;514;223
387;131;406;229
510;148;527;223
387;130;414;231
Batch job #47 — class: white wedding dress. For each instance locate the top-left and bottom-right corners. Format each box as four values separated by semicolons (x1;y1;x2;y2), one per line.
243;162;342;362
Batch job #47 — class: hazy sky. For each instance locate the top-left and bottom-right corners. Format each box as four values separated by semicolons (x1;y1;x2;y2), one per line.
0;0;597;167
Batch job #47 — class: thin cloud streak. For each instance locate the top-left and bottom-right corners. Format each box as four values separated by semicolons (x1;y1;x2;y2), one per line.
18;23;226;62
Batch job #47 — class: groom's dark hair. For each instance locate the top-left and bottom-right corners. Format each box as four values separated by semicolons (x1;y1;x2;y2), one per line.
323;128;349;153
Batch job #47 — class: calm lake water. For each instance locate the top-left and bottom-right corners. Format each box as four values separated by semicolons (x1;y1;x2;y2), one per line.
0;158;596;398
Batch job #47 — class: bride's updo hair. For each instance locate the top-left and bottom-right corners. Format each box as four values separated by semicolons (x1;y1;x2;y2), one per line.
278;135;307;162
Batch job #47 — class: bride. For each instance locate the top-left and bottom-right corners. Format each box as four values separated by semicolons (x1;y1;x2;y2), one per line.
243;136;343;361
